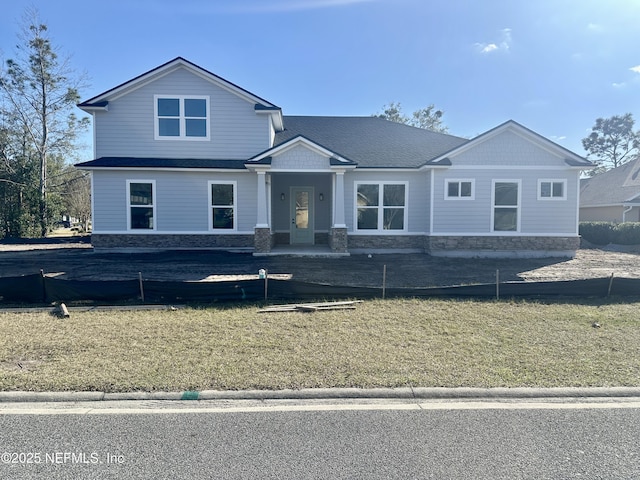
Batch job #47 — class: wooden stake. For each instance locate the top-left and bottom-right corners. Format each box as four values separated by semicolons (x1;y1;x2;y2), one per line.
264;269;268;301
382;264;387;299
607;272;615;297
138;272;145;303
496;269;500;300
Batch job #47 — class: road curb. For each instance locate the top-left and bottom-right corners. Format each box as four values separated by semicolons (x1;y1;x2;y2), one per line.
2;387;640;403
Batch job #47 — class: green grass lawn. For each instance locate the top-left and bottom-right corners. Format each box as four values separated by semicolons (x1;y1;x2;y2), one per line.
1;298;639;392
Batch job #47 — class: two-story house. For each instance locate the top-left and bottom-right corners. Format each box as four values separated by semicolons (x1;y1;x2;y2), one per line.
76;57;593;257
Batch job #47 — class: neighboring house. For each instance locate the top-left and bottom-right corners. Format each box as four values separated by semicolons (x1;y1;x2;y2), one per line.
580;157;640;223
76;57;594;258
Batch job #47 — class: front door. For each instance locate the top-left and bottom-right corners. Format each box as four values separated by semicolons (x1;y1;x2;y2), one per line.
290;187;314;244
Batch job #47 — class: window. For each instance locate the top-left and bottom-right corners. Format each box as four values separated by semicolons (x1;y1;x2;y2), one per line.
445;179;474;200
538;179;566;200
155;95;209;140
492;180;520;232
356;182;407;231
127;180;155;230
209;181;236;230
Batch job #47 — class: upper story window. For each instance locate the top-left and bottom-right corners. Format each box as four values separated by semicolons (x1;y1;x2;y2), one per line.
356;182;407;232
154;95;210;141
445;179;475;200
538;179;566;200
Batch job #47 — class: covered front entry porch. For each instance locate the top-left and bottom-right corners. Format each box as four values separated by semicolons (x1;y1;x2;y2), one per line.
252;170;349;255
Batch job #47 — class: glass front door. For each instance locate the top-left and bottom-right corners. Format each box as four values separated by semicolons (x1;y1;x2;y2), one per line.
290;187;314;244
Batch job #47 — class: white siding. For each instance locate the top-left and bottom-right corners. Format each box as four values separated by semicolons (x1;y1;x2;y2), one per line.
345;170;429;234
94;68;271;160
432;169;580;235
92;170;256;233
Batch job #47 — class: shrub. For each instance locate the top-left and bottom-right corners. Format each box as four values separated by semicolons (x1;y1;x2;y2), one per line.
613;222;640;245
579;222;615;245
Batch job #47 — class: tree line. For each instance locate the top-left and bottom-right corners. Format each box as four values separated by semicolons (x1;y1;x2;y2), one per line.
0;10;90;239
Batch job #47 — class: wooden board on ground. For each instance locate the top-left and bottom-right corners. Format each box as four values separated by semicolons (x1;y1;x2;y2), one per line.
258;300;362;313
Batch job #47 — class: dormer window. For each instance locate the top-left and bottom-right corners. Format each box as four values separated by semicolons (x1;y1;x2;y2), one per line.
154;95;209;140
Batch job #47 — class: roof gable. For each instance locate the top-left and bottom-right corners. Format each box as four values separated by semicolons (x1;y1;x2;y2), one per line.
79;57;278;107
431;120;592;167
78;57;283;130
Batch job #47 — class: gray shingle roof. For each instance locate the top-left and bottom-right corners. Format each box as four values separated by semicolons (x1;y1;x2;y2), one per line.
75;157;247;169
274;116;469;168
580;157;640;206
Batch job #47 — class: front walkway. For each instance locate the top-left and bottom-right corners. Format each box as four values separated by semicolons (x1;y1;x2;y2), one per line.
253;244;350;257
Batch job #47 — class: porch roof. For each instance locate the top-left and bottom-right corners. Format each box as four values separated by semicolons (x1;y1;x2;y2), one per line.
274;116;468;168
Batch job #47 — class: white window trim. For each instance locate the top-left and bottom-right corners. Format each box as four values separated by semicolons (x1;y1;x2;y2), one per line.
444;178;475;200
491;179;521;233
208;180;237;231
126;179;156;231
154;95;210;141
354;181;409;233
537;179;567;200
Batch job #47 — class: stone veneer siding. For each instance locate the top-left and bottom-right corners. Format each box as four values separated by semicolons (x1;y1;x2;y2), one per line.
348;235;426;250
254;228;273;253
426;235;580;254
91;234;254;249
329;228;348;253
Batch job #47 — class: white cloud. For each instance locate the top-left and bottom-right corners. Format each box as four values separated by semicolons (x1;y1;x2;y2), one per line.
475;28;512;54
630;65;640;74
613;82;627;89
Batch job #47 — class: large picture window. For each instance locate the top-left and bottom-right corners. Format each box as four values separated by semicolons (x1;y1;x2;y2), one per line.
209;181;236;230
155;95;209;140
356;182;407;231
492;180;520;232
127;180;155;230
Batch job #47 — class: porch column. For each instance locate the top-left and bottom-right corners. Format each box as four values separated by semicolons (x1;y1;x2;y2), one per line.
254;170;272;253
333;170;346;228
330;169;348;253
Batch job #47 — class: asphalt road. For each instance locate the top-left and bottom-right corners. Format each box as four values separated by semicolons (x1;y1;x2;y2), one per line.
1;399;639;479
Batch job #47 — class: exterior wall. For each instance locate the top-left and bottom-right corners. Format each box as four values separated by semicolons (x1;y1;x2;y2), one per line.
94;68;271;160
450;130;566;167
91;233;253;250
432;169;579;235
270;173;332;234
579;206;638;223
344;170;430;234
427;235;579;258
92;169;256;234
270;145;330;170
348;235;426;252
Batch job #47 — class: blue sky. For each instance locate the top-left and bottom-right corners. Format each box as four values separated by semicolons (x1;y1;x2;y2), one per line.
1;0;639;160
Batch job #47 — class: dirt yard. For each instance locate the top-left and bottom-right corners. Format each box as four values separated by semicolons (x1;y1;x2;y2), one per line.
1;237;640;288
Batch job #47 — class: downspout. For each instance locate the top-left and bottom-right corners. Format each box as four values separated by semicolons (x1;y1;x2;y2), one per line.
622;205;633;223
